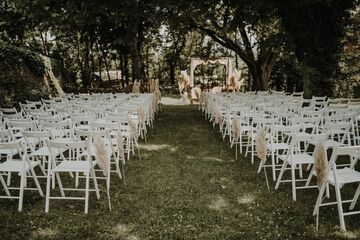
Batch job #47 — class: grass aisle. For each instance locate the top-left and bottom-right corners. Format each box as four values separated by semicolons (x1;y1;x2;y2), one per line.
1;105;359;239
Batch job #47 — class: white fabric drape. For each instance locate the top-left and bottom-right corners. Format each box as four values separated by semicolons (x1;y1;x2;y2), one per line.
190;57;232;87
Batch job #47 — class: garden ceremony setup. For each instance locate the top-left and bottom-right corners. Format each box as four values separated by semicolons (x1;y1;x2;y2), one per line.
0;1;360;239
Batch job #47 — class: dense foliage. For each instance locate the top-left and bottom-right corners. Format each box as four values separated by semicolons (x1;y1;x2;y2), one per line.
0;0;358;99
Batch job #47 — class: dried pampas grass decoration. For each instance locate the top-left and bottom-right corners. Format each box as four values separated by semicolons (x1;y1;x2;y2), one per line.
213;108;223;127
314;141;327;231
255;128;269;190
116;128;125;165
149;79;156;93
94;136;109;176
178;70;190;94
314;141;327;189
127;115;138;138
94;136;112;211
132;80;140;93
138;106;145;123
231;113;241;146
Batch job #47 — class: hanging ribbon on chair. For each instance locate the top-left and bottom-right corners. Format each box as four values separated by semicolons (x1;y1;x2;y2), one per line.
255;128;269;191
94;136;111;211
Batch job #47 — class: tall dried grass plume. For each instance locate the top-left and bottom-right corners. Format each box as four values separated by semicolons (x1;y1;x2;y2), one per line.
178;70;190;95
132;80;141;94
314;141;327;190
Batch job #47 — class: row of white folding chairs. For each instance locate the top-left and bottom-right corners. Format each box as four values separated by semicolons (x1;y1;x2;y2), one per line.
0;126;133;213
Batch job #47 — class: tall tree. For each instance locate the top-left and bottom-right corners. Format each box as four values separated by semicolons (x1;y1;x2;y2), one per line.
276;0;358;97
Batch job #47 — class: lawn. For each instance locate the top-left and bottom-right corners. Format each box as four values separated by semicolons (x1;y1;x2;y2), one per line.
0;105;359;239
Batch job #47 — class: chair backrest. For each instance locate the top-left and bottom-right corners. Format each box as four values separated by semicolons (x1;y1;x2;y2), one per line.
41;119;73;138
26;100;43;109
0;129;13;142
75;129;111;142
1;112;25;121
6;120;38;139
292;116;321;133
322;121;353;144
326;146;360;177
21;130;51;151
270;124;301;143
289;133;328;154
0;107;17;114
0;140;26;159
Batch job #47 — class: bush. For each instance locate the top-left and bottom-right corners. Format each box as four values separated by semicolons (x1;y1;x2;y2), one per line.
0;42;50;106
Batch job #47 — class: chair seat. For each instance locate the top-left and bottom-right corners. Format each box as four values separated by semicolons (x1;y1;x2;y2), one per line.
30;146;62;157
308;139;346;148
49;129;70;138
0;159;40;172
52;161;91;172
278;153;314;165
328;168;360;185
0;149;18;156
268;143;289;151
81;145;113;157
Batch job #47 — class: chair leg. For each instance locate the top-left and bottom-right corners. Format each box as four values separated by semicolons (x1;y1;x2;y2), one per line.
251;141;254;164
275;161;287;190
305;166;315;186
55;173;65;197
0;173;11;196
84;171;90;214
90;168;100;200
271;151;276;181
18;170;26;212
291;164;297;201
334;180;346;231
313;182;327;216
349;183;360;210
29;167;44;197
6;172;11;186
45;171;52;213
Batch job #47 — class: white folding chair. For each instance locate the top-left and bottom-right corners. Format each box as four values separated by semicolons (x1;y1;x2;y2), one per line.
260;124;301;181
313;146;360;231
275;133;328;201
76;129;122;183
0;141;44;211
45;140;100;213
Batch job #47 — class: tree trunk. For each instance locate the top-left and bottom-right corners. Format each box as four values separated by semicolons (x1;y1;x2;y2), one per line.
169;62;175;85
302;63;312;98
124;54;129;86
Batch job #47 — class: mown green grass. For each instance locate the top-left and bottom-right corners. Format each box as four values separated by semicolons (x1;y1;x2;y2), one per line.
1;105;360;239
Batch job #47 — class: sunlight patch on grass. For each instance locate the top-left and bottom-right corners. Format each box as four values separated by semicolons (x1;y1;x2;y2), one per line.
186;155;194;159
33;227;59;238
112;224;135;238
140;144;172;151
208;195;228;210
237;193;256;204
203;156;224;162
335;230;360;239
126;235;141;240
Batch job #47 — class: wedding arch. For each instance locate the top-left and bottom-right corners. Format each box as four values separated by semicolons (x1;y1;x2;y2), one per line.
189;57;232;87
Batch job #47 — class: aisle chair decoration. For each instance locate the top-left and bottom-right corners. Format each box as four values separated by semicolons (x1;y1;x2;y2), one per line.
94;136;111;211
230;113;241;159
313;146;360;232
255;128;269;190
116;128;126;183
127;115;141;160
313;141;327;230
